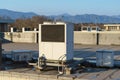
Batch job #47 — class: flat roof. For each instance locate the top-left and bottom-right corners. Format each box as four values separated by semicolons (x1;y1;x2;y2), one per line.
2;43;120;80
5;67;120;80
0;19;14;23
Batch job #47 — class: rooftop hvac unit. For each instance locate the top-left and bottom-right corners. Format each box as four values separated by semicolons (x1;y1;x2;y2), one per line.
11;50;33;62
96;50;114;67
39;22;74;61
29;22;82;74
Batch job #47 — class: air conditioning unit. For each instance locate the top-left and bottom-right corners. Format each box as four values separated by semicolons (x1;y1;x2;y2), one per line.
96;50;114;67
11;50;33;62
39;22;74;61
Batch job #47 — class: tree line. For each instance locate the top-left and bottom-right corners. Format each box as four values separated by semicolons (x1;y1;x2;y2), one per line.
10;16;52;30
7;16;104;31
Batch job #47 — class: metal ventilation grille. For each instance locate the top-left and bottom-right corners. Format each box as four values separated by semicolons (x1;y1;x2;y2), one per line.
41;25;65;42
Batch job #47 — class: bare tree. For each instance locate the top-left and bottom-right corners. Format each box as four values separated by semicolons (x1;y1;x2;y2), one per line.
11;16;52;30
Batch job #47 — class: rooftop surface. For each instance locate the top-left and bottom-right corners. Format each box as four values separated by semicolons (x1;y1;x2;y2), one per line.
2;43;120;80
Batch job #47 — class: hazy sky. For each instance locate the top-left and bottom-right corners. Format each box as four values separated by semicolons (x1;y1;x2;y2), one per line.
1;0;120;16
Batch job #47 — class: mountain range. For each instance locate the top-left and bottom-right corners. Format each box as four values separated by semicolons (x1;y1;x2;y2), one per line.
0;9;120;23
48;14;120;23
0;9;37;19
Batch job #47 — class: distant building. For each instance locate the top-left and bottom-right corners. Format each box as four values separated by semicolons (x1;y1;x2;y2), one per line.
0;19;14;32
81;26;100;32
91;26;101;32
81;26;91;32
104;24;120;31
